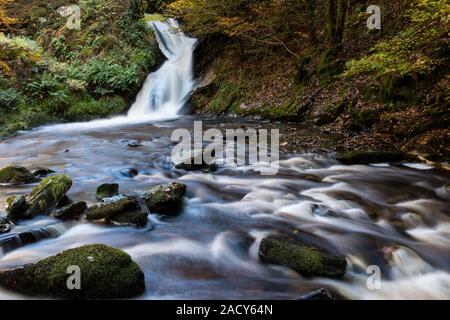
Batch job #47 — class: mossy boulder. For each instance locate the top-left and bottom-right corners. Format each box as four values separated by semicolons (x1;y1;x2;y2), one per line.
54;201;87;220
86;196;148;228
0;166;38;184
144;182;187;215
0;244;145;299
25;175;72;219
96;183;119;200
259;235;346;278
5;195;29;220
336;151;409;165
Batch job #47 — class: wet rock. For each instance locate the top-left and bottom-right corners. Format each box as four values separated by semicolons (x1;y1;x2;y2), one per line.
57;195;73;208
127;141;143;148
175;158;217;172
144;182;187;215
0;223;63;253
120;168;138;178
96;183;119;200
336;151;408;165
111;209;149;228
54;201;87;220
25;175;73;219
259;235;346;278
175;162;217;172
0;166;38;184
5;195;29;220
31;167;55;178
311;204;338;217
297;288;334;300
0;244;145;299
174;151;218;172
0;218;13;234
86;196;148;228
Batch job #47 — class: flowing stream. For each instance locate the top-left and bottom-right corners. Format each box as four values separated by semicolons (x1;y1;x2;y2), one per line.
0;20;449;300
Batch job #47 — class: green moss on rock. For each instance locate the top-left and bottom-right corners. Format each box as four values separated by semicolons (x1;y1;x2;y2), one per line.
25;175;72;218
259;235;346;278
0;166;37;184
0;244;145;299
5;195;29;220
96;183;120;200
144;182;187;215
86;196;148;228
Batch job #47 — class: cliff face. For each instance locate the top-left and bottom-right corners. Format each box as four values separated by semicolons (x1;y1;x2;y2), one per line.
0;0;163;137
188;0;449;160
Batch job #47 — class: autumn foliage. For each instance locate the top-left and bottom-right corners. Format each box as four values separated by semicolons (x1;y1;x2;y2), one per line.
0;0;16;31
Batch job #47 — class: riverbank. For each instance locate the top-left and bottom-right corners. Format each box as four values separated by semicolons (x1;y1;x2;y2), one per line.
184;0;449;161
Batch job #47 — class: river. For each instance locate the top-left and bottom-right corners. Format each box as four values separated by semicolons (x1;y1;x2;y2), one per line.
0;19;449;300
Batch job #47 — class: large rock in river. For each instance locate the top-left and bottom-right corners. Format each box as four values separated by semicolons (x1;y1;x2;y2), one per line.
144;182;187;215
25;175;72;218
5;195;29;220
86;196;148;228
0;166;38;184
0;244;145;299
259;235;346;278
336;151;409;165
54;201;87;220
96;183;119;200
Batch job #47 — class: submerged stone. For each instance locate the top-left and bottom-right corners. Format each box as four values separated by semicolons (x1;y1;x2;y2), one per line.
54;201;87;220
0;244;145;299
297;288;334;300
31;167;55;178
174;151;217;172
127;141;143;148
96;183;119;200
5;195;29;220
0;218;13;234
336;151;408;165
120;168;138;178
86;196;147;228
0;166;38;184
25;175;72;218
259;235;346;278
144;182;187;215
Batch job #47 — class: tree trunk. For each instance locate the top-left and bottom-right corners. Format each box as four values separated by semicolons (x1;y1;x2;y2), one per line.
336;0;348;44
327;0;338;44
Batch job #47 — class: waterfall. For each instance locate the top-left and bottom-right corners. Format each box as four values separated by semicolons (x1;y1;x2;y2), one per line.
128;19;197;119
36;19;197;132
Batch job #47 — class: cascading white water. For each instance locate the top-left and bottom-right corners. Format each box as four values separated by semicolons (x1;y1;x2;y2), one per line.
128;18;197;119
